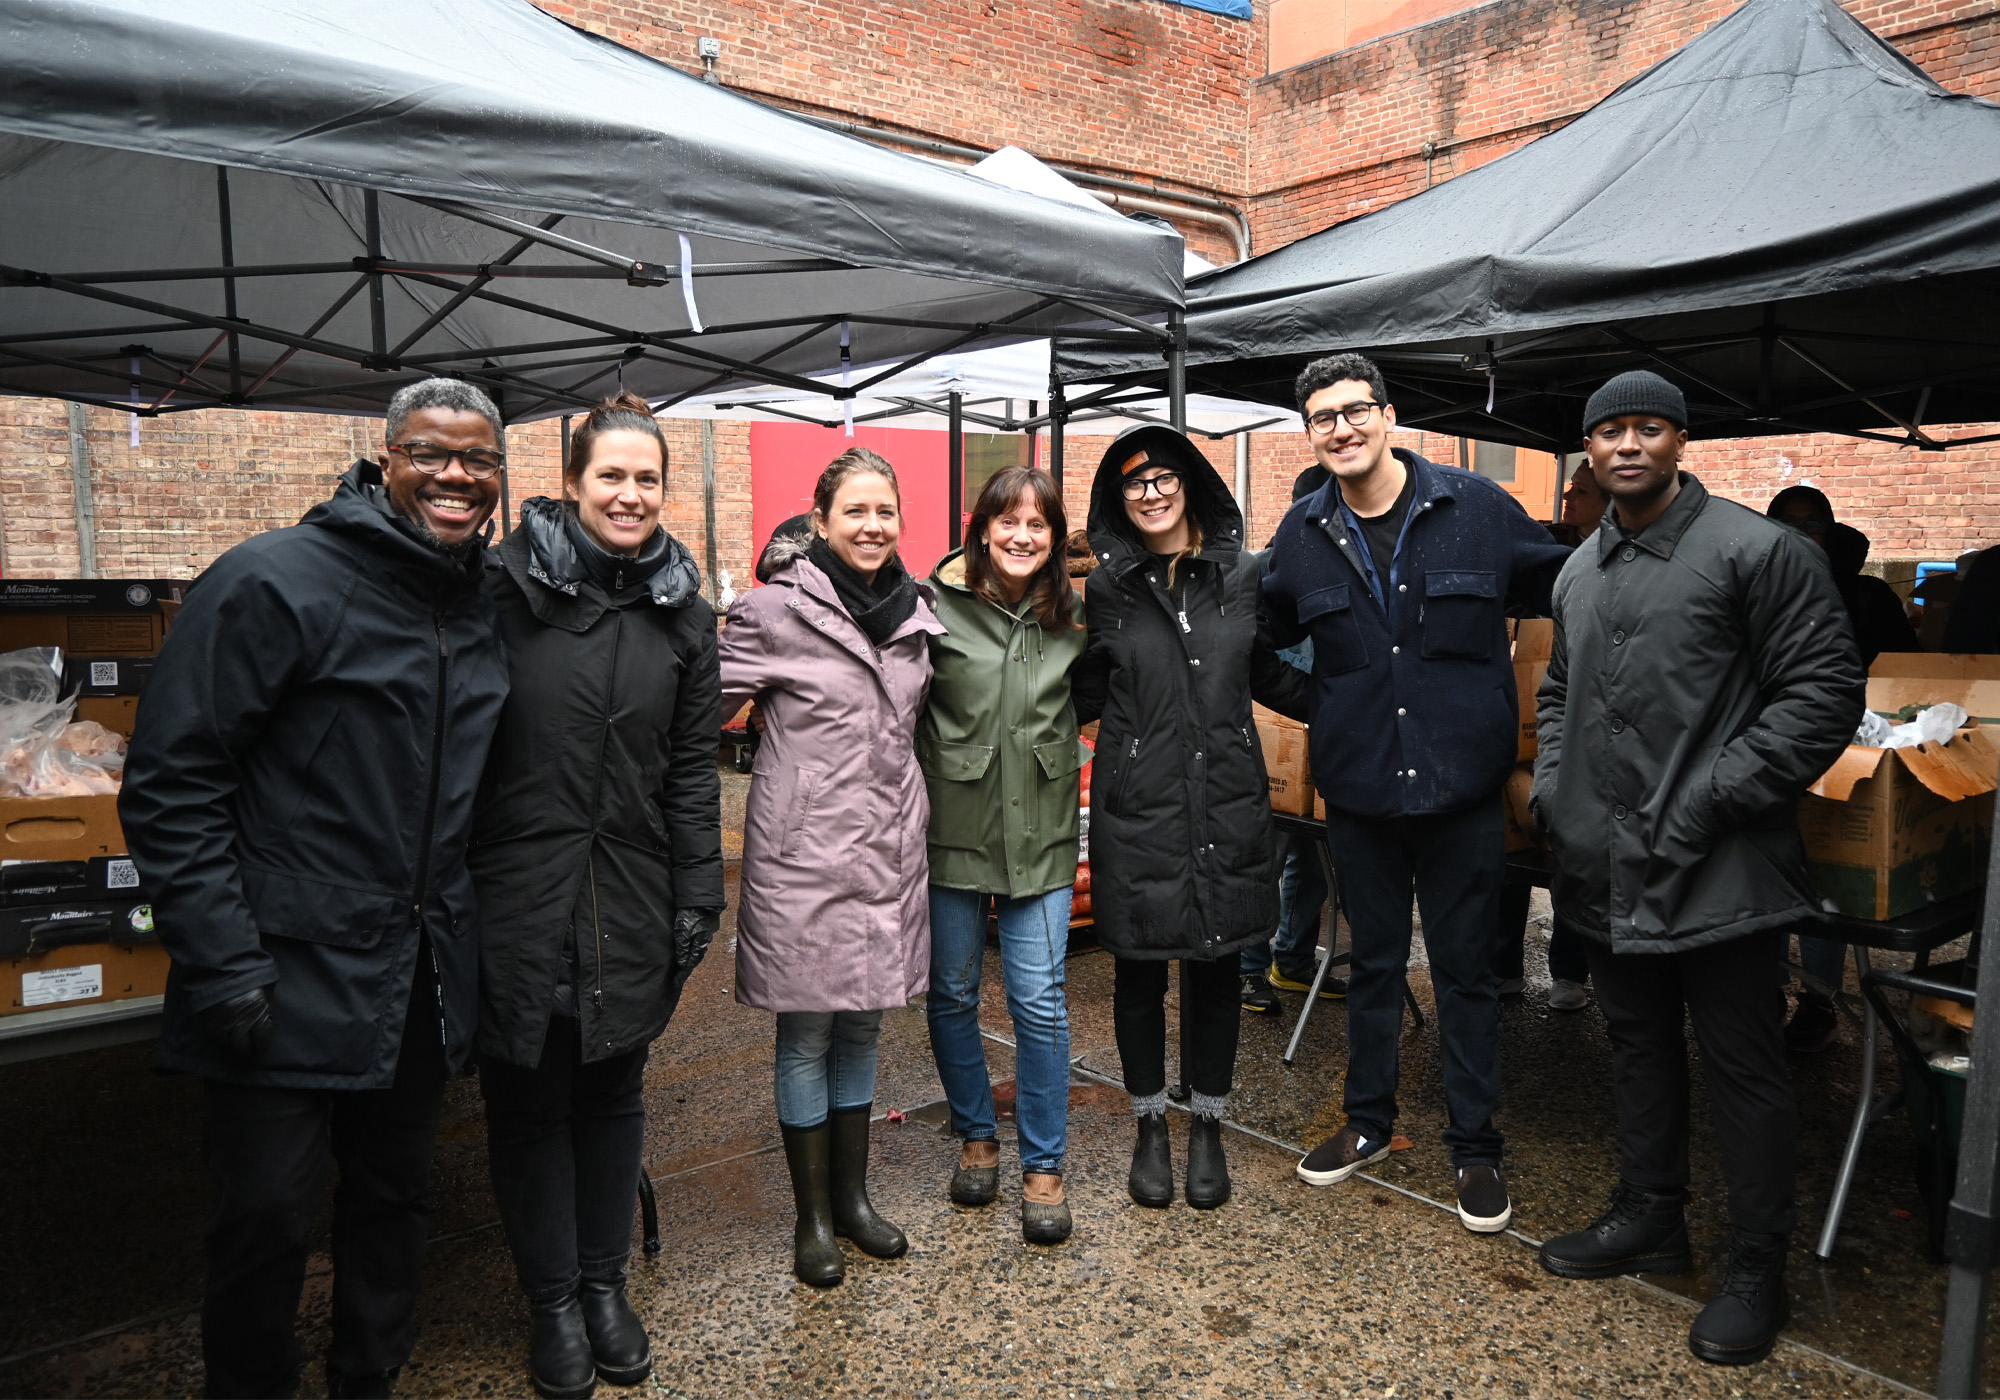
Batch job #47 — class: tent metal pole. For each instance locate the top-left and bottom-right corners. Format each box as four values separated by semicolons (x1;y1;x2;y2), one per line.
1167;308;1187;434
67;403;96;579
1938;851;2000;1398
215;167;242;401
1048;350;1066;491
701;420;719;607
1234;430;1248;511
948;392;964;550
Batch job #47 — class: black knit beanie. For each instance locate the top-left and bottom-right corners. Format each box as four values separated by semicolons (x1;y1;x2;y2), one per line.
1583;370;1687;435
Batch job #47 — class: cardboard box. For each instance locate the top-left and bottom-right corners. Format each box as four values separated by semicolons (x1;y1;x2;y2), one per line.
0;898;156;959
1501;762;1542;853
3;937;167;1017
0;795;126;861
65;655;153;696
75;695;139;737
1313;791;1326;822
0;577;182;657
1867;653;2000;725
1253;703;1316;817
0;855;144;907
1800;724;1999;920
1512;619;1554;762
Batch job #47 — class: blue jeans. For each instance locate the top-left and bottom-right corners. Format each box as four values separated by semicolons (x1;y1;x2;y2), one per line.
1242;828;1328;977
926;885;1072;1174
1797;934;1847;998
774;1010;883;1129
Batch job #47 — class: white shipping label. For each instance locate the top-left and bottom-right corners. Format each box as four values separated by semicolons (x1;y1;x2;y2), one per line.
21;963;103;1007
89;661;119;687
105;858;140;890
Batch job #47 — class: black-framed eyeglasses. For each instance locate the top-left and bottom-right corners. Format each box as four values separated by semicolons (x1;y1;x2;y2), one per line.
1306;402;1381;435
1120;471;1183;501
389;440;505;480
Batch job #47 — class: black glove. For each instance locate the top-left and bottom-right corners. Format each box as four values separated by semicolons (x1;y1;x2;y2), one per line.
198;985;274;1064
670;909;722;994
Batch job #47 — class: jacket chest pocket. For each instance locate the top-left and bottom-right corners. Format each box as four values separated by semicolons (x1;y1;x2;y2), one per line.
1299;584;1366;675
1420;570;1499;660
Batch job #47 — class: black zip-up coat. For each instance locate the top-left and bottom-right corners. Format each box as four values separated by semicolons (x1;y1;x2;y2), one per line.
1532;474;1865;952
122;461;509;1090
1262;449;1571;819
469;500;723;1067
1072;427;1308;962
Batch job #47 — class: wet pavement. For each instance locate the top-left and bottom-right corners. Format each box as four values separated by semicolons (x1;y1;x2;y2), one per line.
0;762;1991;1397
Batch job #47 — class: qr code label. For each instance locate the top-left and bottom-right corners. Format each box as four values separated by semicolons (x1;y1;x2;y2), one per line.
90;661;119;687
105;858;140;890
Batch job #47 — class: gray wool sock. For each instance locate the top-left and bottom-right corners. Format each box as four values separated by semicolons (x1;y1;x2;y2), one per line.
1190;1090;1228;1120
1131;1090;1168;1117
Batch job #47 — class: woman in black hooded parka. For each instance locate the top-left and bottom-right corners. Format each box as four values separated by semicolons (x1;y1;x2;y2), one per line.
1073;426;1306;1212
470;393;723;1400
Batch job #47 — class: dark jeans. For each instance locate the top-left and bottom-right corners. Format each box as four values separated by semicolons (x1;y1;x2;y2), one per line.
1324;802;1504;1166
1496;879;1590;984
1586;931;1797;1234
479;1019;649;1302
198;983;448;1398
1113;954;1239;1099
1242;827;1329;978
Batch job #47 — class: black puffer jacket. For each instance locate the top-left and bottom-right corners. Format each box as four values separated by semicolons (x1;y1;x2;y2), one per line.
470;499;723;1067
1072;427;1308;961
122;460;509;1089
1533;474;1865;952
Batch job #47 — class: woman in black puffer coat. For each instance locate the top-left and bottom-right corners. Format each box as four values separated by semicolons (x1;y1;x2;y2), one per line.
1072;426;1306;1214
470;393;722;1400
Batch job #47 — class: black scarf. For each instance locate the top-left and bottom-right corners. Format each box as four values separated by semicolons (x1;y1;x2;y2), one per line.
808;536;919;645
562;505;668;598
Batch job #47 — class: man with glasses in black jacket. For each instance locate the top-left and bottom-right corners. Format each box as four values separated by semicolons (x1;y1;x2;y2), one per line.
122;378;512;1399
1262;353;1569;1236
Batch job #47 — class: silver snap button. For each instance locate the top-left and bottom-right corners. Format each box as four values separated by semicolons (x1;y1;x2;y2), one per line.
1622;547;1636;562
1391;645;1400;655
1397;707;1407;716
1612;630;1626;645
1614;805;1628;820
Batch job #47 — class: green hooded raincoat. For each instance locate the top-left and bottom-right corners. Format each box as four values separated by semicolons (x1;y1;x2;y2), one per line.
919;549;1089;899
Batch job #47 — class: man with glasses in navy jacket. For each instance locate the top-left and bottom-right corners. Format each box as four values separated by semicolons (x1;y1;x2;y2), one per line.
1262;353;1569;1235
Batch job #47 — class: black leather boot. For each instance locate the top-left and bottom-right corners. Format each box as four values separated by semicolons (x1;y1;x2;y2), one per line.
780;1122;845;1286
828;1104;908;1259
1128;1112;1173;1208
1689;1230;1790;1366
526;1293;598;1400
578;1274;651;1385
325;1363;400;1400
1539;1183;1693;1279
1185;1114;1231;1209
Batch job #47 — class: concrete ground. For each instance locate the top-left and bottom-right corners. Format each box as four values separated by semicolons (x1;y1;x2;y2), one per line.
0;761;1991;1398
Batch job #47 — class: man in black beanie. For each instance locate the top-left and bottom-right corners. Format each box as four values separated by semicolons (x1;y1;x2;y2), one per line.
1531;369;1864;1365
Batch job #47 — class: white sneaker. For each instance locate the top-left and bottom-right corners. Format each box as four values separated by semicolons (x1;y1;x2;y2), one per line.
1548;979;1590;1012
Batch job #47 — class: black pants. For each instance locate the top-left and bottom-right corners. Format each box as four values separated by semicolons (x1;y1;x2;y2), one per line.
1496;879;1590;984
199;985;448;1399
1113;954;1239;1099
1324;802;1504;1165
480;1019;649;1301
1585;931;1797;1234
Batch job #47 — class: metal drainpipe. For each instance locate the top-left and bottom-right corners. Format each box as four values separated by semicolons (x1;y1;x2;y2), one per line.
68;403;97;578
1088;189;1248;263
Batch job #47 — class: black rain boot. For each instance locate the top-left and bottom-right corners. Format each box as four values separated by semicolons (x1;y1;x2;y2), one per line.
325;1363;401;1400
828;1104;908;1259
1129;1112;1173;1208
1185;1114;1231;1209
526;1294;598;1400
1539;1183;1693;1279
578;1273;651;1385
1689;1230;1790;1366
780;1122;845;1287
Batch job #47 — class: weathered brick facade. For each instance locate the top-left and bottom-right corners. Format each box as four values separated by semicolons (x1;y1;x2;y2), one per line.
3;0;1995;582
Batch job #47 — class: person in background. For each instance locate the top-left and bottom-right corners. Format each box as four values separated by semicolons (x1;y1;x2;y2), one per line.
921;466;1086;1245
719;448;941;1287
1072;425;1307;1212
1765;484;1918;1052
469;393;721;1400
1263;353;1569;1236
1535;371;1863;1366
120;378;511;1399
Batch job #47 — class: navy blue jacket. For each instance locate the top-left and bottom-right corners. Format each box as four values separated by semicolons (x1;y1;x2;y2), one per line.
1263;449;1570;820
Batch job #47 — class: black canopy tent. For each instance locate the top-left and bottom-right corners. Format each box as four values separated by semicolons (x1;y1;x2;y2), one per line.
0;0;1185;426
1058;0;2000;455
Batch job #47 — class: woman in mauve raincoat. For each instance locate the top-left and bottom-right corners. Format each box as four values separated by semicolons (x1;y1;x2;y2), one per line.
717;447;943;1287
